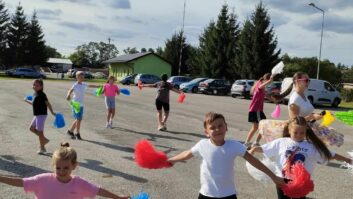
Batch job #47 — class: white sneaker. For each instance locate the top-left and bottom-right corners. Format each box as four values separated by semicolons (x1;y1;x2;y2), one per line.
106;123;110;128
109;120;113;128
158;125;164;131
37;148;47;155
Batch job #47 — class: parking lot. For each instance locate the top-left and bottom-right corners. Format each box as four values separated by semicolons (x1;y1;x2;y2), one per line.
0;78;353;198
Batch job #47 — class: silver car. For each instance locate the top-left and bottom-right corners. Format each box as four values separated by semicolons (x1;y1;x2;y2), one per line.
231;79;255;98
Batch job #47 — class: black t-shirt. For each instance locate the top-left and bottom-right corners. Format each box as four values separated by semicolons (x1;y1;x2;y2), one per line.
32;91;48;115
154;81;173;103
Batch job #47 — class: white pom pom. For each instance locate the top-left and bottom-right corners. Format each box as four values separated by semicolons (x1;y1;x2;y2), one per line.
246;155;281;182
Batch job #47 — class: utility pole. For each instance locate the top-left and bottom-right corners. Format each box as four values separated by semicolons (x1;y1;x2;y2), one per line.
178;0;186;76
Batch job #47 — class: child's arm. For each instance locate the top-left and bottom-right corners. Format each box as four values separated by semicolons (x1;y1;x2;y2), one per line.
0;175;23;187
66;88;73;101
88;84;101;88
331;153;352;164
248;146;263;154
171;87;182;94
97;188;129;199
24;99;32;105
168;150;194;165
258;75;274;89
243;152;285;187
142;84;156;88
45;101;56;116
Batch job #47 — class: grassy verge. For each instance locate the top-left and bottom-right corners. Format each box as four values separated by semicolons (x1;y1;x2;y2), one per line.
340;101;353;109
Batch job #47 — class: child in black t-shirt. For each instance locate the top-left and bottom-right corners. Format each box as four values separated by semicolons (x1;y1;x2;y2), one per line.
24;79;56;154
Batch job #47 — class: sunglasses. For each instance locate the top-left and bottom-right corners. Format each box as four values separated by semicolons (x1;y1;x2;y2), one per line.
296;78;310;83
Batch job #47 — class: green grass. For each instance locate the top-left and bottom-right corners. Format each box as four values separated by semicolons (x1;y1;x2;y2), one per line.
340;101;353;109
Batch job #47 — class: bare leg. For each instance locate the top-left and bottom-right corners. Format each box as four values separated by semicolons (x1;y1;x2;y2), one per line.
157;110;163;126
255;133;262;144
162;111;169;125
245;123;259;143
111;108;115;121
69;120;77;132
30;126;49;150
107;110;112;123
76;120;82;134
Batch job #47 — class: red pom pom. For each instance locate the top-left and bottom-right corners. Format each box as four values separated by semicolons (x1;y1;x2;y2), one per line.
138;81;143;90
134;139;172;169
282;163;314;198
178;93;186;103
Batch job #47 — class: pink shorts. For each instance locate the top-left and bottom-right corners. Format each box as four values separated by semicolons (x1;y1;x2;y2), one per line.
30;115;47;132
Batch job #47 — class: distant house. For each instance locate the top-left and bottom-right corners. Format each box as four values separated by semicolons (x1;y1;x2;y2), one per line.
103;52;171;80
47;58;73;73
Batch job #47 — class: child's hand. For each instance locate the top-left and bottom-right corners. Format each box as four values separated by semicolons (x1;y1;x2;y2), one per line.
52;112;56;116
66;95;70;101
273;176;285;187
312;113;323;121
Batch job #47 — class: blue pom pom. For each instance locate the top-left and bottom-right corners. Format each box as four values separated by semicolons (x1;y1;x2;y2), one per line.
120;88;131;96
25;95;33;101
131;191;149;199
53;113;65;128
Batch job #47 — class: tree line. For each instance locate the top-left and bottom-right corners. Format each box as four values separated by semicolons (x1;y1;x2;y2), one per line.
0;1;62;69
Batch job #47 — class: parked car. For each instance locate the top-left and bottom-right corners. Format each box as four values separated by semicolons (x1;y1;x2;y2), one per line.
265;81;282;101
92;72;107;79
67;69;77;78
6;68;46;79
180;77;208;93
167;76;193;89
121;74;137;85
281;78;341;107
134;74;161;85
83;71;94;79
198;79;231;95
231;79;255;98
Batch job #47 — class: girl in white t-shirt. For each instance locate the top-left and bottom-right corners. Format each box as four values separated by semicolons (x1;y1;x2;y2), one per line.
249;116;352;199
0;142;129;199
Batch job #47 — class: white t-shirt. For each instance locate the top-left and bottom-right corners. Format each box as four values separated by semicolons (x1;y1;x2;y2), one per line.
288;91;314;117
71;82;88;105
261;137;333;177
191;139;246;198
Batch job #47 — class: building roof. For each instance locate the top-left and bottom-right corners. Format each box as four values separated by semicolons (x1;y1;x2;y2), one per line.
47;58;73;65
103;52;151;64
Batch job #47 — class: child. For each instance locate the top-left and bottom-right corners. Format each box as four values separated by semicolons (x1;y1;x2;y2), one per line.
0;143;129;199
244;73;274;148
103;76;120;128
24;79;56;154
66;71;98;140
142;74;182;131
168;112;285;199
249;116;352;199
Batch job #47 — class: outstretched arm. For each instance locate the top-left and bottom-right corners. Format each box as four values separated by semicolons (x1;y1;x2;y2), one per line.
24;99;32;105
243;152;285;187
66;88;74;101
45;101;56;116
168;150;193;165
0;176;23;187
259;75;274;89
97;188;129;199
248;146;263;154
331;153;352;164
171;87;182;94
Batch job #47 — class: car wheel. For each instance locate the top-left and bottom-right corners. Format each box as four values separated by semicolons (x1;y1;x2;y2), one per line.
308;96;314;106
231;94;237;98
213;89;217;95
331;98;340;108
126;80;131;85
20;75;24;78
192;87;198;93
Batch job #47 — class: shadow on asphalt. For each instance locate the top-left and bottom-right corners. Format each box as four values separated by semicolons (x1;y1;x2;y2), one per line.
325;162;348;170
79;159;148;183
84;139;134;154
163;130;207;139
0;155;50;177
112;127;193;142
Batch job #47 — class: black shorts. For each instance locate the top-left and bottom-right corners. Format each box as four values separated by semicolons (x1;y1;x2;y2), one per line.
248;111;266;123
198;193;237;199
155;100;170;111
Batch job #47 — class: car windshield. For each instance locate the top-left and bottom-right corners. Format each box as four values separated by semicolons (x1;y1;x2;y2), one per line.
235;81;246;85
189;78;205;84
204;79;214;83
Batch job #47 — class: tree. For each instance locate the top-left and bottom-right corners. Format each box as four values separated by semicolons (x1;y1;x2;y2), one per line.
155;47;163;56
163;31;190;75
140;48;147;53
6;3;29;66
236;19;254;79
69;41;118;68
0;0;9;66
147;48;155;53
45;45;62;58
25;11;47;66
123;47;139;54
197;4;240;80
247;2;281;78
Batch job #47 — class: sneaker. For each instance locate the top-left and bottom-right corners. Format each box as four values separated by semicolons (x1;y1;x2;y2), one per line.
37;148;47;155
106;123;110;128
67;130;75;139
75;133;82;140
252;142;261;147
162;124;167;131
158;125;164;131
243;142;252;149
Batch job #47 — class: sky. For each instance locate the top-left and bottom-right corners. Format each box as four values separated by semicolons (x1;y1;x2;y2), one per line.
3;0;353;66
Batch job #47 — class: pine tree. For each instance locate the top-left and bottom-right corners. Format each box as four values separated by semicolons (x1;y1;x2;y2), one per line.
197;4;240;80
7;3;29;66
250;2;280;78
25;11;47;66
236;19;254;79
162;31;189;75
0;0;9;66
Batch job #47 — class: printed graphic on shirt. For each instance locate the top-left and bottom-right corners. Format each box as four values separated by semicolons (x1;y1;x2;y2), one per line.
285;146;308;166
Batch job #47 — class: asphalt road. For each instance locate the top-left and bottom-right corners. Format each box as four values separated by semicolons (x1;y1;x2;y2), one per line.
0;79;352;199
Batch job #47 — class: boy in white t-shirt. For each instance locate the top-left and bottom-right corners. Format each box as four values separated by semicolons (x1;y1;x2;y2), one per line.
168;112;284;199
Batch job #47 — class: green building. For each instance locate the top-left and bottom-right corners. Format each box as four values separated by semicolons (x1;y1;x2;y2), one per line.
103;52;172;80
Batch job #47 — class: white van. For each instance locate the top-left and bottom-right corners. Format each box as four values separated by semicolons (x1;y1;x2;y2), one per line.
281;78;341;107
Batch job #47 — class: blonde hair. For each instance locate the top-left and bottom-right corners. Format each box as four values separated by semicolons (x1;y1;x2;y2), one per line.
52;142;77;165
203;112;226;128
271;72;307;102
76;71;84;78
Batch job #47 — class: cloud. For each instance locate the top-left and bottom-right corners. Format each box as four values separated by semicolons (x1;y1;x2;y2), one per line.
113;16;144;24
104;28;138;39
301;14;353;34
106;0;131;9
59;21;101;32
36;9;62;20
43;0;95;5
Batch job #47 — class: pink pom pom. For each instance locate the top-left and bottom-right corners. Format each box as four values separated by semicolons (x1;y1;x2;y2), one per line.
134;140;172;169
178;93;186;103
271;104;281;119
282;163;314;198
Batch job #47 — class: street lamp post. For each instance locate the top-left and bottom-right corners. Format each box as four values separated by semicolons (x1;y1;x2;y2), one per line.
309;3;325;80
178;0;186;76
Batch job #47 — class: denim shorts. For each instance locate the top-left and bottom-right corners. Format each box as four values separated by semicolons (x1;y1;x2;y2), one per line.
105;96;116;109
72;106;84;120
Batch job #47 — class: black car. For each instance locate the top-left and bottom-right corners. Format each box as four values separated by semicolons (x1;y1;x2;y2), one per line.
120;74;137;85
198;79;231;95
